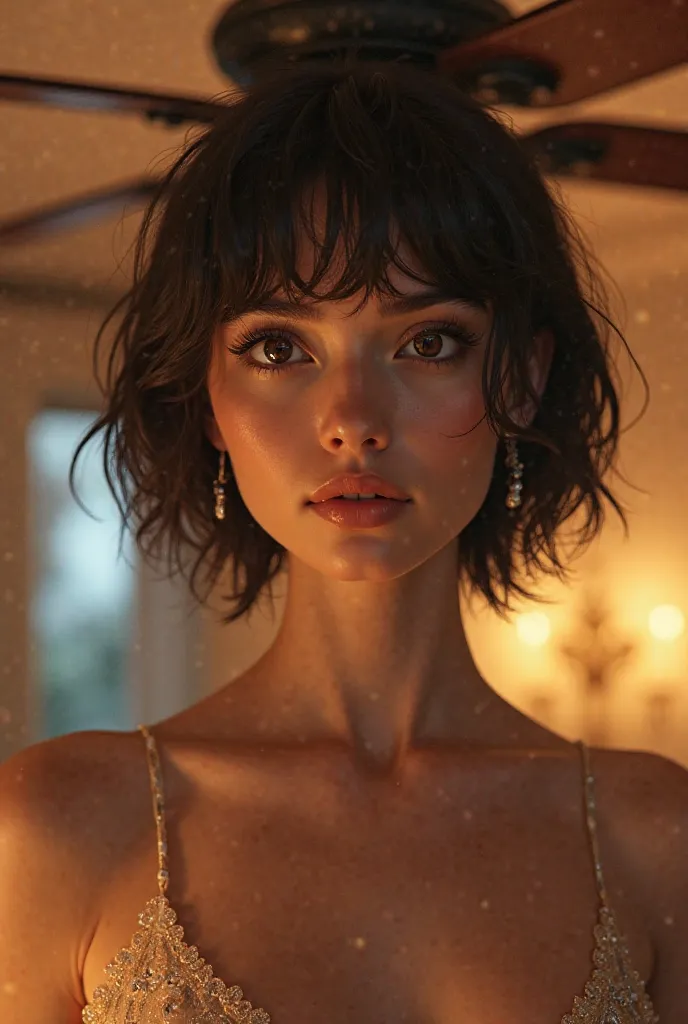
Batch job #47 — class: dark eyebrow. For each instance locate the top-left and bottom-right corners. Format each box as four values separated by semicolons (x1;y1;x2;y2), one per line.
230;290;486;322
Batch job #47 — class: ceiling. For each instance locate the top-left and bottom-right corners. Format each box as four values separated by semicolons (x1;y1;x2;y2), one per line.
0;0;686;296
0;1;686;549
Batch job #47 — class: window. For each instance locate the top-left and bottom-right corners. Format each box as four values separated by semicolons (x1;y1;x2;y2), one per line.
27;409;136;739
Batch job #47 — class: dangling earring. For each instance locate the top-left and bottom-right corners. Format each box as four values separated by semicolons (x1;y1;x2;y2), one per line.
505;435;524;510
213;450;228;521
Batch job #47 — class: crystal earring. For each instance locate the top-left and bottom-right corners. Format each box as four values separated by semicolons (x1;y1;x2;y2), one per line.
213;450;228;521
505;435;524;510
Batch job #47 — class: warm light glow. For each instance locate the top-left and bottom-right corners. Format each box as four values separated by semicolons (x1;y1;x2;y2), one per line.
648;604;685;642
515;611;551;647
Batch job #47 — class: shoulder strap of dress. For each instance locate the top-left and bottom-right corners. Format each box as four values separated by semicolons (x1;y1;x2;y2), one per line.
137;723;170;897
575;738;611;908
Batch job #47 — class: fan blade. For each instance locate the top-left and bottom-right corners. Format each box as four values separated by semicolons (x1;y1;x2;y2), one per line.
522;122;688;192
2;122;684;246
439;0;688;107
0;179;160;245
0;73;226;126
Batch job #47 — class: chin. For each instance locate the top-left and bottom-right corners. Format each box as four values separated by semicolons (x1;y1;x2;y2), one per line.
326;558;410;583
292;535;453;583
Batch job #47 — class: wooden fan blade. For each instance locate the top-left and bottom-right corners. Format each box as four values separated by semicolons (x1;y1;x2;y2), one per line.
2;124;684;246
522;122;688;192
0;179;160;244
0;73;226;126
439;0;688;108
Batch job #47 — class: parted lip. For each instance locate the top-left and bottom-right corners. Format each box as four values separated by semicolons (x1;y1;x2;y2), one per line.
308;473;412;504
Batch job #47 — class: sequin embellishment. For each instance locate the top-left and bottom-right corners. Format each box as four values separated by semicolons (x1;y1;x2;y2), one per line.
81;892;270;1023
560;745;658;1024
81;724;270;1024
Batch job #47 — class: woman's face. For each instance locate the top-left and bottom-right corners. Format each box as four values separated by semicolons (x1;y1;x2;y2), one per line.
209;305;496;579
205;212;546;582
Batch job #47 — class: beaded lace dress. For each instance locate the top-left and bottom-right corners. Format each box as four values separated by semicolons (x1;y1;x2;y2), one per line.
81;726;659;1024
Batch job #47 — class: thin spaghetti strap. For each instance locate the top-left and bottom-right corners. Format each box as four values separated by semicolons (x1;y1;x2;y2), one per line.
137;723;170;897
576;738;610;908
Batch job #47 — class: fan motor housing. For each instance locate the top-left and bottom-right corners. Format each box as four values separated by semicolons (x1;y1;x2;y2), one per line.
211;0;512;88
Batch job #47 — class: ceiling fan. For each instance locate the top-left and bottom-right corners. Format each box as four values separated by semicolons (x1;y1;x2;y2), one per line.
0;0;686;245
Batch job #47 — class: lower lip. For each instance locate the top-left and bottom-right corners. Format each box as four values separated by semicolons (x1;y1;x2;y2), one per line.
307;498;411;528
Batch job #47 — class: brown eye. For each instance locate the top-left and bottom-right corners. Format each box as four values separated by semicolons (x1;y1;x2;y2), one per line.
262;337;295;364
413;332;444;358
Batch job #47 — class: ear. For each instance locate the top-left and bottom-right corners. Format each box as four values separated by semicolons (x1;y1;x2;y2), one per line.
205;414;225;452
510;327;554;430
205;331;227;451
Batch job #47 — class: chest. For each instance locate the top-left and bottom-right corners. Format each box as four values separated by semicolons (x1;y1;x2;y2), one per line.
81;751;654;1023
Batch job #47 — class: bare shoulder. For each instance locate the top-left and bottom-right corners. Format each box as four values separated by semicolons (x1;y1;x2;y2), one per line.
0;728;152;1015
0;728;156;914
583;743;688;873
0;727;154;891
587;742;688;841
0;727;152;844
586;743;688;1014
586;739;688;789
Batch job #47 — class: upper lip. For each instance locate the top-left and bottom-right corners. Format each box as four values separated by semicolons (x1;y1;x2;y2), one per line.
308;473;412;503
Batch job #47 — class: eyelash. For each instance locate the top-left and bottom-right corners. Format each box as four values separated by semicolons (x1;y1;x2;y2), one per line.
225;316;481;378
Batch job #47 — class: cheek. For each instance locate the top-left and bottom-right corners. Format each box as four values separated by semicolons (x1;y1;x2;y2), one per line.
412;379;498;512
416;373;492;455
213;390;306;504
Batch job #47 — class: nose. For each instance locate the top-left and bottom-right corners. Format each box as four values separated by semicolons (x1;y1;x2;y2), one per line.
326;421;391;455
315;362;393;455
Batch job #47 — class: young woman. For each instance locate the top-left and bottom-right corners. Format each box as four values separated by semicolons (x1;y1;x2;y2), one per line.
1;59;686;1024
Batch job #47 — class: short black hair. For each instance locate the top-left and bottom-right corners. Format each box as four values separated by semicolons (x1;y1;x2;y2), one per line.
70;58;649;624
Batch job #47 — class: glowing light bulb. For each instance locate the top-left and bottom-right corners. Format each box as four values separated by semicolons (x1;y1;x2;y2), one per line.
648;604;684;643
516;612;551;647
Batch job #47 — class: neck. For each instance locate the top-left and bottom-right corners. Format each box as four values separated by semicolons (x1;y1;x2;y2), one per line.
239;546;511;773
